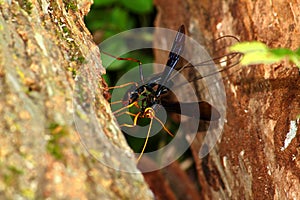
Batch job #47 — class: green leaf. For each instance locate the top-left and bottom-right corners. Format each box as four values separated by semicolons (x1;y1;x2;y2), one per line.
230;41;268;53
241;51;282;65
289;54;300;68
295;48;300;56
269;48;294;57
231;41;300;68
269;48;300;67
120;0;153;14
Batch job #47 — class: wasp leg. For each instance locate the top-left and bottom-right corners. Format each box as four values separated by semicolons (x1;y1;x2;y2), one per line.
101;51;144;84
118;112;141;128
112;102;139;115
136;117;153;162
143;107;174;137
153;115;174;137
110;100;124;105
115;111;136;118
116;110;150;162
108;82;138;90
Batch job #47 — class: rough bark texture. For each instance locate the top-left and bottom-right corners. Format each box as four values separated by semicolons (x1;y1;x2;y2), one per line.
154;0;300;199
0;0;153;199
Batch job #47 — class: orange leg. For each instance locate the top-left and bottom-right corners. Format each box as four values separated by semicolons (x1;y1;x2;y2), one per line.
110;100;124;105
116;107;174;162
144;107;174;137
115;111;136;118
108;82;138;90
135;108;174;162
153;115;174;137
136;117;153;162
119;112;141;128
112;101;139;115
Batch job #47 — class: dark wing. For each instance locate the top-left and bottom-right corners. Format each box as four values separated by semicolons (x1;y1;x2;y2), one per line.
161;101;220;121
156;25;185;96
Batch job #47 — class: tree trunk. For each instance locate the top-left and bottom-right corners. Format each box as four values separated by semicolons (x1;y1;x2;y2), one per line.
0;0;153;199
153;0;300;199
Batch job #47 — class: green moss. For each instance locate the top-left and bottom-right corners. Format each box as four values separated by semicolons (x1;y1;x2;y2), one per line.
62;25;70;35
77;56;86;64
67;67;77;78
21;188;35;200
16;66;25;81
63;0;78;12
3;173;13;185
46;123;68;160
8;165;24;175
50;7;86;78
75;110;89;122
3;165;24;186
71;55;86;64
21;0;33;14
89;149;103;160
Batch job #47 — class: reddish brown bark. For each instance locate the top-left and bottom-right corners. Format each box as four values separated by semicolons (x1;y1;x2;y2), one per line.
153;0;300;199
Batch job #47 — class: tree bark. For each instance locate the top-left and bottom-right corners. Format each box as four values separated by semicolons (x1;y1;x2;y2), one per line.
154;0;300;199
0;0;153;199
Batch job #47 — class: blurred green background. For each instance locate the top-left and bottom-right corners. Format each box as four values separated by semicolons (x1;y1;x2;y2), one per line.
85;0;156;86
85;0;170;153
85;0;155;40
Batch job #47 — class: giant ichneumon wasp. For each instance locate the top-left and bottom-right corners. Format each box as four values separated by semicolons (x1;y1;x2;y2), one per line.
104;25;241;163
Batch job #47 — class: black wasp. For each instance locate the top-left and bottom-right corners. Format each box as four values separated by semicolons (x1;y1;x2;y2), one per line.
107;25;239;161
